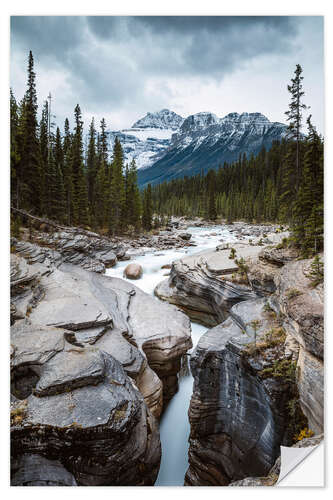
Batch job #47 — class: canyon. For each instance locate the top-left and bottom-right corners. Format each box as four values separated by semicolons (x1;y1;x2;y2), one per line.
10;219;323;486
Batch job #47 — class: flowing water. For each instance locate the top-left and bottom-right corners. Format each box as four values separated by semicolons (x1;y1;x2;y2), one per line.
106;226;237;485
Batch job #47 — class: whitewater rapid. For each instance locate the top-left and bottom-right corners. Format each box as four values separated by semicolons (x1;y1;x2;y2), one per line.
106;225;236;485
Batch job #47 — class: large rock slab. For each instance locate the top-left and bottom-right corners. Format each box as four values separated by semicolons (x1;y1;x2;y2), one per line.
11;254;191;415
273;258;324;360
230;434;324;486
11;454;77;486
34;347;107;396
297;347;324;434
11;320;65;369
185;298;302;486
155;249;257;327
12;228;126;273
11;350;161;486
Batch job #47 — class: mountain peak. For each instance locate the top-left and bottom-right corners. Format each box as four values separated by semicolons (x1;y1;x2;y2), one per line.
180;112;219;133
222;112;270;123
132;109;183;130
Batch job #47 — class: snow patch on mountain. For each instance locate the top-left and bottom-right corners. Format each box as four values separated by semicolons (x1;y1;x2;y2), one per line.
108;109;288;175
132;109;184;130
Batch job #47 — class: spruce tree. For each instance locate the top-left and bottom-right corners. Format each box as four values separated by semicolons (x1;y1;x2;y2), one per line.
125;159;141;230
142;183;153;231
109;137;125;234
20;51;42;212
10;89;21;208
71;104;89;226
87;117;97;212
39;100;49;215
293;116;324;254
62;118;74;225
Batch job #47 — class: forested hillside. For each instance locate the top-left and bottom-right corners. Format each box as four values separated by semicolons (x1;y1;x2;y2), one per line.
10;54;323;256
151;65;323;257
10;51;152;234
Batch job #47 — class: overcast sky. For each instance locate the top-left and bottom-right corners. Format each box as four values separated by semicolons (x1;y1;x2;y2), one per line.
10;16;324;134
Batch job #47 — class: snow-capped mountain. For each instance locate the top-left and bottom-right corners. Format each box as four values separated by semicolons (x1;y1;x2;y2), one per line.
108;109;288;186
108;109;183;170
138;111;288;187
132;109;184;130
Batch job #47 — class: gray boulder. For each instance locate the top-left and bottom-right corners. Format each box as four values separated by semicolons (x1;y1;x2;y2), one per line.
11;454;77;486
178;232;192;241
11;349;161;486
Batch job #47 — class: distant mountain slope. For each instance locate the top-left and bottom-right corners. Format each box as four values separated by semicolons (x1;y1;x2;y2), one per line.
132;109;184;130
108;109;183;170
138;112;287;187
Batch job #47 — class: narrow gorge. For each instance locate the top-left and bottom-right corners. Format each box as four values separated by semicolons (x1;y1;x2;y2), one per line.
10;220;323;486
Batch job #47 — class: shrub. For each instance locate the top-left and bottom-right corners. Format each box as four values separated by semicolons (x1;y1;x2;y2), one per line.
276;237;289;250
294;427;314;442
263;302;275;316
286;288;302;300
229;247;236;259
305;255;324;287
259;359;296;382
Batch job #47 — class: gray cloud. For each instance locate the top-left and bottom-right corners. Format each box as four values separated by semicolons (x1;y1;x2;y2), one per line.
10;16;323;133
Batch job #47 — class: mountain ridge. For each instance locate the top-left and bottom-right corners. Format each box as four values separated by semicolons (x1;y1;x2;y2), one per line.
107;109;288;186
137;110;287;187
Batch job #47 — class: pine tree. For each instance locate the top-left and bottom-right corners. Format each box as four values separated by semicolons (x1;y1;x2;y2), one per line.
20;51;42;212
279;65;307;222
207;171;217;220
62;118;74;225
10;89;21;208
51;127;66;222
87;117;97;212
125;159;141;230
71;104;89;226
39;100;49;215
109;137;125;234
285;64;307;190
142;183;153;231
293;116;324;254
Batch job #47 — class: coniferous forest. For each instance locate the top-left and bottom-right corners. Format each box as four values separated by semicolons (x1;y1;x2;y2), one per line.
151;65;324;257
10;51;148;235
11;53;323;257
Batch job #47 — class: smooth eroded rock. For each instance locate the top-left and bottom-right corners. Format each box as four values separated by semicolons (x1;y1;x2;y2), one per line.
124;263;143;280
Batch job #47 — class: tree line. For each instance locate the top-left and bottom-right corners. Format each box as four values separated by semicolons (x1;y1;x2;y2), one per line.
10;55;323;256
150;65;323;257
10;51;153;235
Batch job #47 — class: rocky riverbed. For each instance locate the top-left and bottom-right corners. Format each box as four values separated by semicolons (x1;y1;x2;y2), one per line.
10;218;323;486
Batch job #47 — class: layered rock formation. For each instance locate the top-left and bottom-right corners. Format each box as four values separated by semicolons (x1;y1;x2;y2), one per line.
155;245;260;326
271;257;324;434
185;298;301;485
229;434;323;486
10;250;192;485
12;229;125;274
183;246;324;486
11;342;161;486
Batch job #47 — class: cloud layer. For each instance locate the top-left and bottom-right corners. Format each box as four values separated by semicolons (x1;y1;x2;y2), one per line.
10;16;324;133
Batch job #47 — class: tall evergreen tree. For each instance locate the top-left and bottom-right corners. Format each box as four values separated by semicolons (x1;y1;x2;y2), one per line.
109;137;125;234
293;116;324;254
86;117;97;212
62;118;74;225
125;159;141;230
10;89;21;208
142;183;153;231
71;104;89;225
20;51;42;212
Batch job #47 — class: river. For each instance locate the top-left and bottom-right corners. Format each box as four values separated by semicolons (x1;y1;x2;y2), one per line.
106;225;236;485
